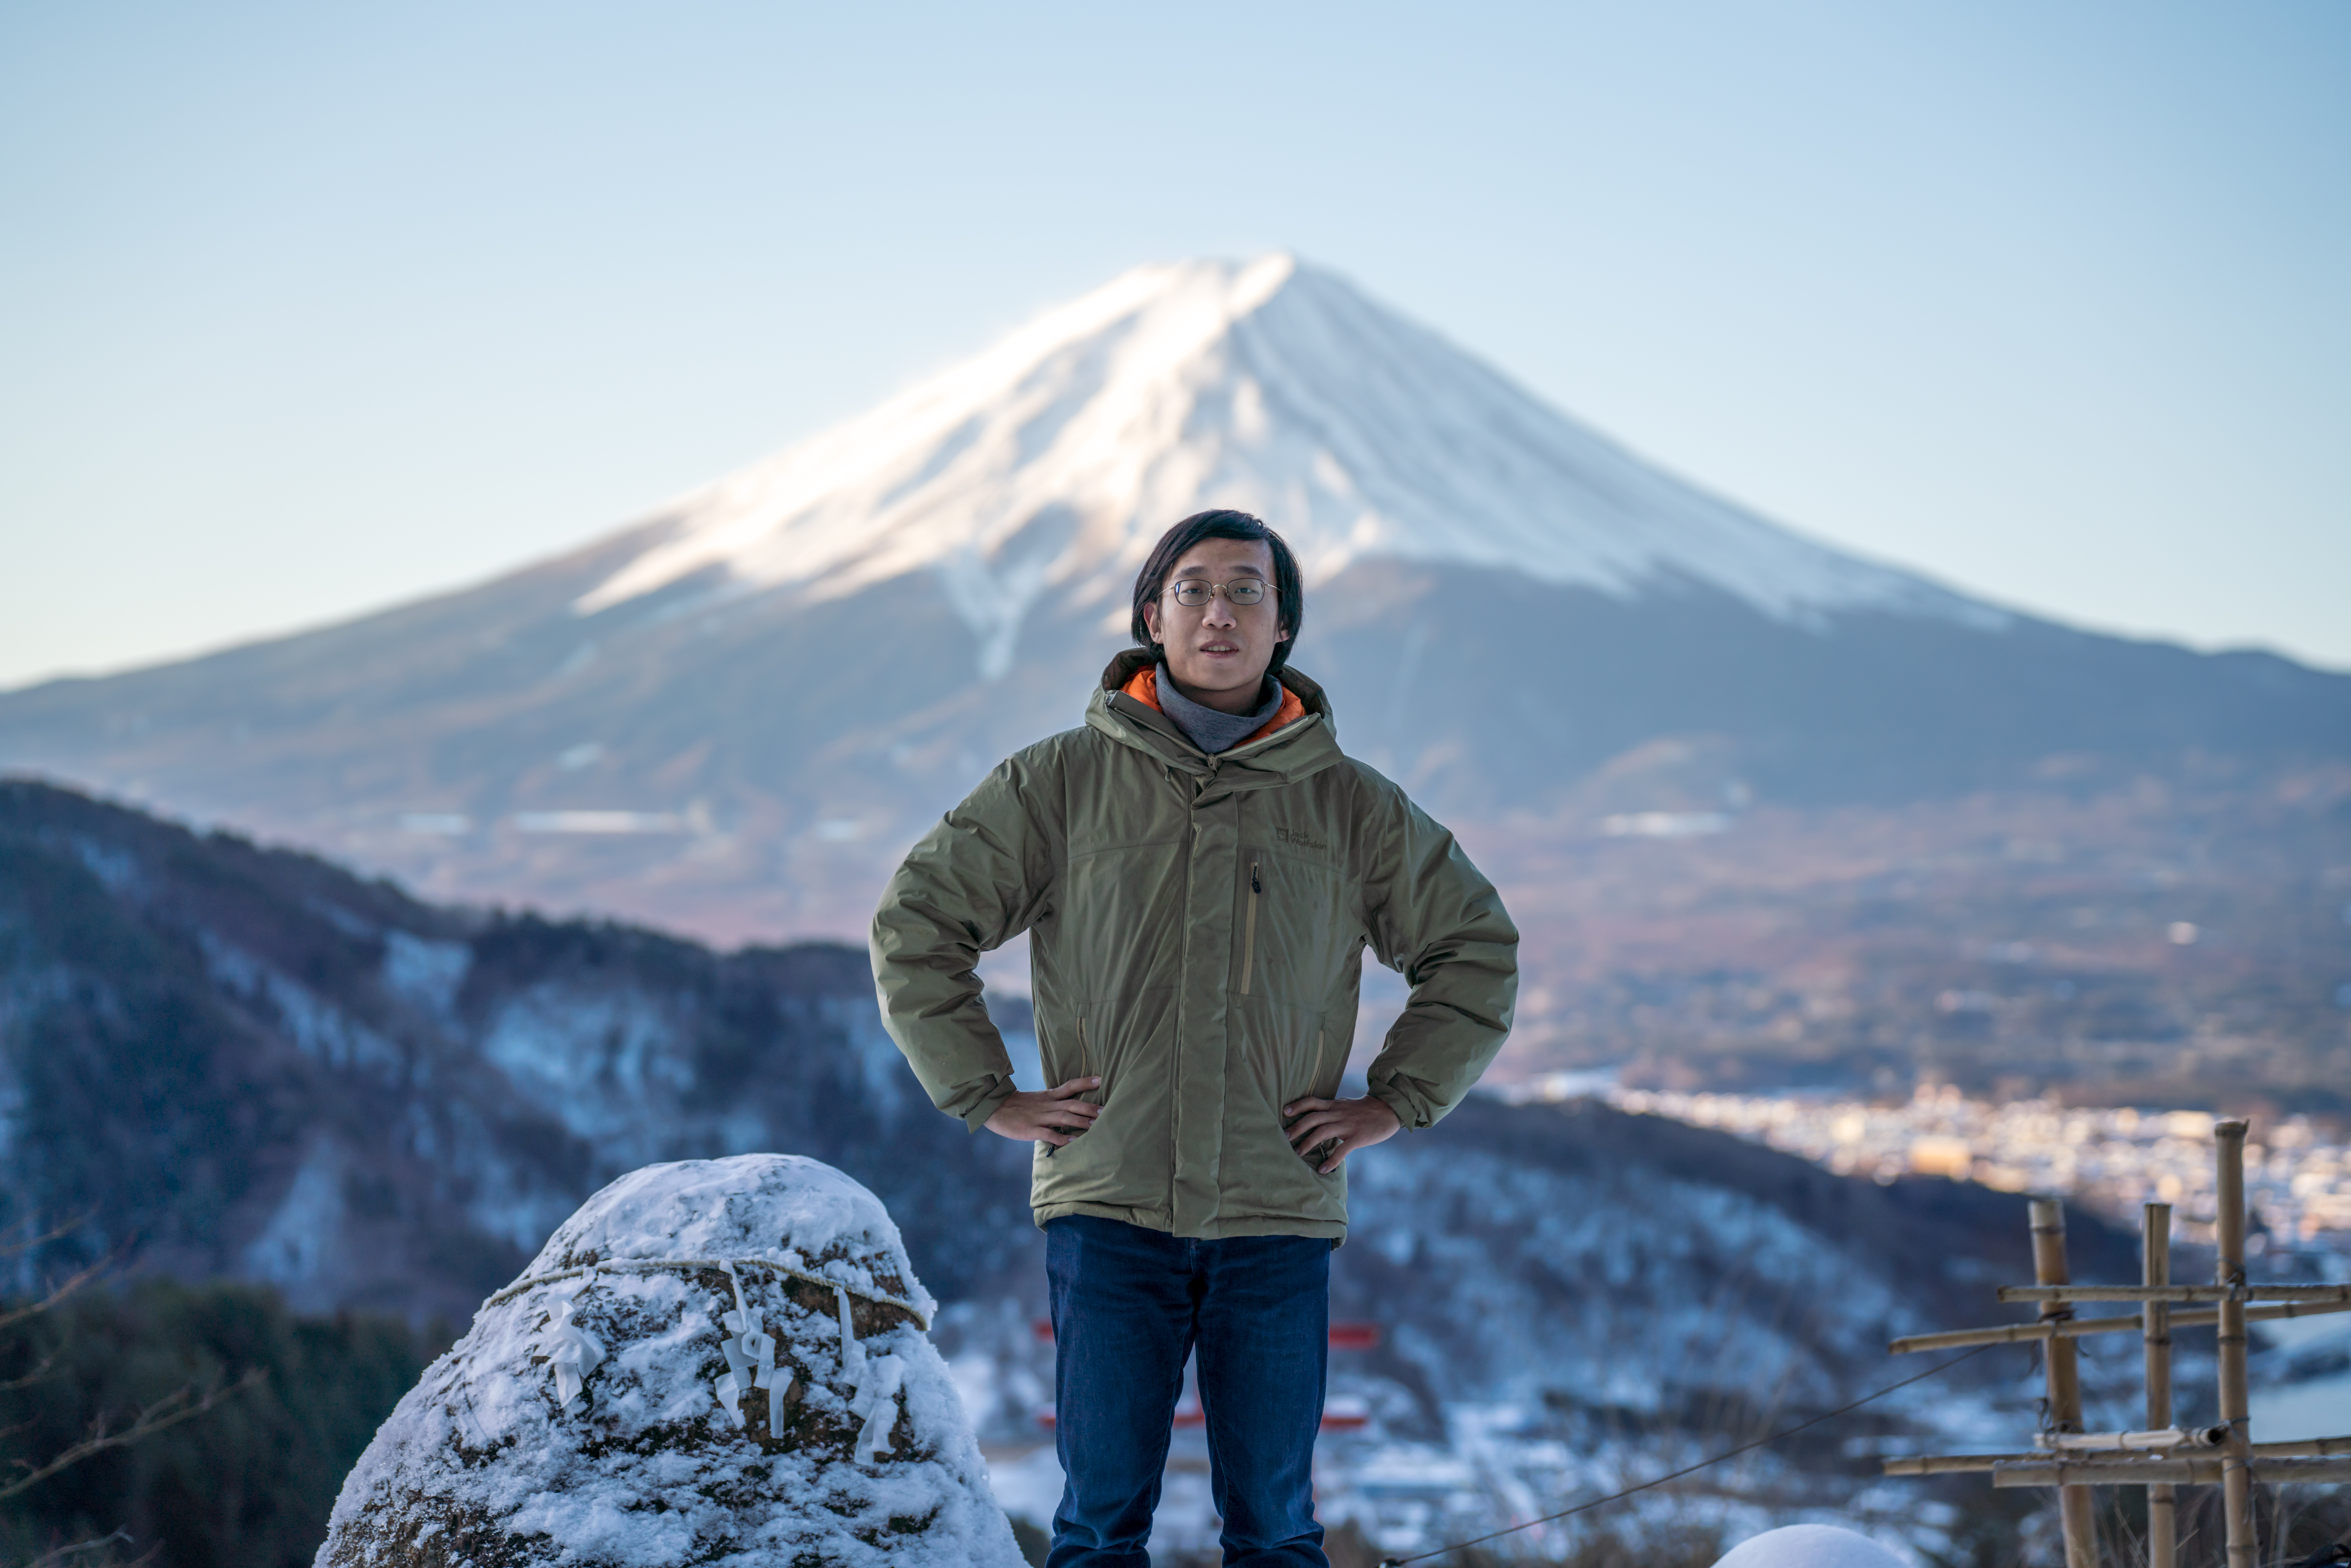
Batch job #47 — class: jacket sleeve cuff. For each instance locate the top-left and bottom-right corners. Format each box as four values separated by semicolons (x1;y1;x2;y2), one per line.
956;1075;1019;1134
1369;1079;1429;1132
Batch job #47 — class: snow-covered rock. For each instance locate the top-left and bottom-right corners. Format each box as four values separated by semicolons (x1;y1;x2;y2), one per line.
1712;1523;1909;1568
314;1155;1021;1567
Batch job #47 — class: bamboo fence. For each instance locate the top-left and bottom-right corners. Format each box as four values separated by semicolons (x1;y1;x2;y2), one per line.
1883;1120;2351;1567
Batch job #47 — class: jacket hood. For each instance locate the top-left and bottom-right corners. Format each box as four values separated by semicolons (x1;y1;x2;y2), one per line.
1085;647;1342;789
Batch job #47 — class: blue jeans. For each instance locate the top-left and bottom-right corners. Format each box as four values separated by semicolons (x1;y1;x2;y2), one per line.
1045;1215;1331;1568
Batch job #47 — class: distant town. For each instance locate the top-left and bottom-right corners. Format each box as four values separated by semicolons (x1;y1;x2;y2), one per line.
1507;1077;2351;1258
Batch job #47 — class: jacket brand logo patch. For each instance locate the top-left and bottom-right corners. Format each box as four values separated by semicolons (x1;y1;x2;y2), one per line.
1274;826;1330;853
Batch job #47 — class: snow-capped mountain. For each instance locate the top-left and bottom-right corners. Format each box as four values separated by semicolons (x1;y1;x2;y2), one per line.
0;255;2343;945
574;255;1987;669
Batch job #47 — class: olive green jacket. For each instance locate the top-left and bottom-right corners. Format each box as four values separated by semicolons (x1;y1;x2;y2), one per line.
869;650;1518;1240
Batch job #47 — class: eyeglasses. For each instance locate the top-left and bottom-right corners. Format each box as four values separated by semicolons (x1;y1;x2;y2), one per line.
1165;577;1269;608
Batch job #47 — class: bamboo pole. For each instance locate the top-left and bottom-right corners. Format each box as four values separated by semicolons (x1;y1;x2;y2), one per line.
1991;1456;2351;1488
2223;1296;2351;1323
2249;1435;2351;1457
1883;1452;2048;1476
2144;1202;2175;1568
1884;1437;2351;1476
1888;1295;2351;1354
2214;1121;2254;1568
1998;1284;2351;1304
1892;1317;2142;1353
2032;1197;2098;1568
2041;1427;2221;1452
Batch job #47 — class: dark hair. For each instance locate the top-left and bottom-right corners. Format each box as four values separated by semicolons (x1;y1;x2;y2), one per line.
1129;510;1305;675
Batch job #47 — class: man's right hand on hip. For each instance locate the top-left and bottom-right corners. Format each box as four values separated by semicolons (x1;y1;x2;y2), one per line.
985;1077;1103;1146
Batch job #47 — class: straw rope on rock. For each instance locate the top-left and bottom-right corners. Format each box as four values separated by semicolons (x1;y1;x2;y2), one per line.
314;1155;1022;1567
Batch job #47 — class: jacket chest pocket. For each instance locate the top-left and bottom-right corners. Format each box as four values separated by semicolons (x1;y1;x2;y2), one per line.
1231;851;1343;1004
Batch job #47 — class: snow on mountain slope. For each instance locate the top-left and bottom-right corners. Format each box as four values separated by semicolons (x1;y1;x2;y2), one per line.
578;255;1992;675
2;253;2342;951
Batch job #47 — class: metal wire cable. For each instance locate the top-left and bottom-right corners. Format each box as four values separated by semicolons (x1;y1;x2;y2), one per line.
1375;1342;1999;1567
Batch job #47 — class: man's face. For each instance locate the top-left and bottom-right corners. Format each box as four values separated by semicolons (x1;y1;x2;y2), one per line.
1141;538;1290;714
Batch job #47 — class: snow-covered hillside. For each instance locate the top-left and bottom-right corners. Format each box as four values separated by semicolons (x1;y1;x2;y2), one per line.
0;780;2188;1564
581;255;1986;677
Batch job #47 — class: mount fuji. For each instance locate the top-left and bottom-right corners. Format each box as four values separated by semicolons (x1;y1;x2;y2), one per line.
3;255;2344;944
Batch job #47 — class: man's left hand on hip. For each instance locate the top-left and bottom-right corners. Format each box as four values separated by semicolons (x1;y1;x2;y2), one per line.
1280;1095;1402;1174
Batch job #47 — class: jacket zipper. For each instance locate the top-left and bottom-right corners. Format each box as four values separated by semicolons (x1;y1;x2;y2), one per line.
1239;862;1261;994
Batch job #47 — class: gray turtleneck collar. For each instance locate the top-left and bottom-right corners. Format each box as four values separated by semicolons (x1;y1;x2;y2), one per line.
1156;663;1283;754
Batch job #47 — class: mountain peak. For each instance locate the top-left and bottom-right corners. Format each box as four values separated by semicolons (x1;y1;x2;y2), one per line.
575;255;1992;675
3;261;2339;954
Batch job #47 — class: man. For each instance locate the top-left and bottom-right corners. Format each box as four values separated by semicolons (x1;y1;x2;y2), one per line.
872;510;1517;1567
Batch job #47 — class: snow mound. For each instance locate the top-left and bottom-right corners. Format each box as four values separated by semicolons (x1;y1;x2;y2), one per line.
525;1153;937;1325
314;1155;1019;1568
1712;1523;1909;1568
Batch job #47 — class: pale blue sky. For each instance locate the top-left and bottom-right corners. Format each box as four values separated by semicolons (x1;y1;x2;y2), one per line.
3;1;2346;686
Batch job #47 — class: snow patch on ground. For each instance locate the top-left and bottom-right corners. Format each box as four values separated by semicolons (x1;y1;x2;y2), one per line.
481;986;690;1143
195;930;403;1076
382;930;469;1023
241;1136;350;1288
